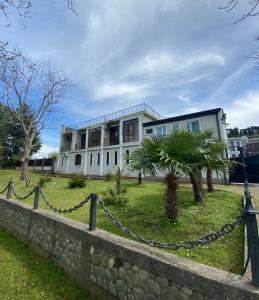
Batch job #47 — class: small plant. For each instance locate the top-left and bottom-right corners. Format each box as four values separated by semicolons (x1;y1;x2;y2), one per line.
104;168;128;206
68;174;87;189
105;171;114;181
38;176;52;187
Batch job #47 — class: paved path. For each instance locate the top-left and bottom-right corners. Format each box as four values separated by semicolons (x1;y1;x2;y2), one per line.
214;184;259;208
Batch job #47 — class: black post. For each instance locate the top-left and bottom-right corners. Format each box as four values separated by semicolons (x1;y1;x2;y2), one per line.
33;186;40;209
244;193;259;287
89;193;97;231
6;178;13;199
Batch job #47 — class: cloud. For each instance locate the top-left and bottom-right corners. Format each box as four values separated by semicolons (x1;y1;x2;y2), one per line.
94;82;154;100
225;90;259;128
177;94;190;103
33;145;58;158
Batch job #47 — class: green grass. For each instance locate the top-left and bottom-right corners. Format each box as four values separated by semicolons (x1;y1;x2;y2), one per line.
0;170;244;274
0;227;94;300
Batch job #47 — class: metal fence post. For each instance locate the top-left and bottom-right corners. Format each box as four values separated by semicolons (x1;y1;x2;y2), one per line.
244;193;259;287
89;193;97;231
33;186;40;209
6;178;13;199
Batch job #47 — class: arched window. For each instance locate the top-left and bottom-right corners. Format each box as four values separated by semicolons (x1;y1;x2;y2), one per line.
75;154;82;166
126;150;130;165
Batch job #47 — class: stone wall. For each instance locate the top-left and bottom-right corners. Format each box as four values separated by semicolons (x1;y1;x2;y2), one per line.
0;196;258;300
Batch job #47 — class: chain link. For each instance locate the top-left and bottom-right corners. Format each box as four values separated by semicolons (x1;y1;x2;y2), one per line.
39;189;91;214
0;184;8;194
11;185;36;200
97;195;245;250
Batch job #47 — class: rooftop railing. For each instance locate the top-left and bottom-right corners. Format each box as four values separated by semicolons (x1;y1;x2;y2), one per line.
67;103;163;130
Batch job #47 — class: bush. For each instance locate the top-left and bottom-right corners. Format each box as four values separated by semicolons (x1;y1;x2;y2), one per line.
68;175;87;189
38;176;52;187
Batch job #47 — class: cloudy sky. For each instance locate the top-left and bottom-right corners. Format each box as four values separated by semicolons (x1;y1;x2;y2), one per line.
2;0;259;156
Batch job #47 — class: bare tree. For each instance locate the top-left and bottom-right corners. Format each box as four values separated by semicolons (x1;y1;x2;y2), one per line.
220;0;259;23
0;50;73;182
0;0;77;26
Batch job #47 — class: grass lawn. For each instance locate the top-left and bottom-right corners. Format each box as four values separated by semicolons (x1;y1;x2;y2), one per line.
0;227;94;300
0;170;244;274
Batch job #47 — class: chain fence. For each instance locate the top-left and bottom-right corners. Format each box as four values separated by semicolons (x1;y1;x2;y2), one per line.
97;195;245;250
0;184;8;194
39;189;91;214
0;177;249;251
11;185;36;200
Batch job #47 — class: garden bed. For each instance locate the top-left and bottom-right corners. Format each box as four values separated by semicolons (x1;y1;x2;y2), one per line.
0;170;244;274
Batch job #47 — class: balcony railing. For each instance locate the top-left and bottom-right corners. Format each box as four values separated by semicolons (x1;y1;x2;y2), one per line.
104;138;120;146
67;103;163;130
60;144;71;152
75;143;85;151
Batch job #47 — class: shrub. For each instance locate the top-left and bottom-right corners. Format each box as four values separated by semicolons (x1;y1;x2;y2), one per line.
68;174;87;189
38;176;52;187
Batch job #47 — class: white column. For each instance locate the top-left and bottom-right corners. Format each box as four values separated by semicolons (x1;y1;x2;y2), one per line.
57;125;65;172
83;129;88;175
66;155;70;173
71;130;76;151
119;119;123;169
100;125;105;176
138;115;143;143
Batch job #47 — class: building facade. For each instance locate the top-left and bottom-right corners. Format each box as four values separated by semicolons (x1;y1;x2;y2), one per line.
56;104;228;178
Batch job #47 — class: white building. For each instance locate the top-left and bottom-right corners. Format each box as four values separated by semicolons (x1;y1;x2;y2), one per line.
56;103;228;178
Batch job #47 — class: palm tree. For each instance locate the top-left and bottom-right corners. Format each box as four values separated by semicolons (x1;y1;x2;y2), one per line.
126;149;146;184
199;130;229;193
136;130;204;220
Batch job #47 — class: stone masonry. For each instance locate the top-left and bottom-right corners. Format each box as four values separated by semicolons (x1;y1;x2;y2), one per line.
0;196;258;300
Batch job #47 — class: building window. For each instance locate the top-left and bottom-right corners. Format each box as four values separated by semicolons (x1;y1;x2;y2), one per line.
126;150;129;165
90;154;93;166
146;128;153;135
109;126;119;145
186;120;200;132
75;154;81;166
106;152;110;165
61;156;64;166
156;126;166;136
97;153;100;166
123;118;139;142
88;127;101;147
172;123;180;131
114;151;118;165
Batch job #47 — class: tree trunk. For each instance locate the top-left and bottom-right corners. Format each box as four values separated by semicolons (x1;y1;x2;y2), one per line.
20;141;30;183
206;167;214;192
190;172;203;203
138;172;142;185
164;173;179;220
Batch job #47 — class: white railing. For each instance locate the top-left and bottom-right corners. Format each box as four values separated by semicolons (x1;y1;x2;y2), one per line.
67;103;163;130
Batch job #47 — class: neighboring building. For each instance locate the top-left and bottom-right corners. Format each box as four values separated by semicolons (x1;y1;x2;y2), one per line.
227;136;248;158
247;138;259;155
227;136;259;157
56;103;227;178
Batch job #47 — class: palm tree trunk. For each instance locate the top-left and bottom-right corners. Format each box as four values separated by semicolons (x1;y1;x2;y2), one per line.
206;167;214;192
190;172;203;203
198;170;204;198
164;173;179;220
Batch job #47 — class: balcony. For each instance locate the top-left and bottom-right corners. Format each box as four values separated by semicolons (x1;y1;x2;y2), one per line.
61;144;71;152
104;138;119;146
75;143;85;151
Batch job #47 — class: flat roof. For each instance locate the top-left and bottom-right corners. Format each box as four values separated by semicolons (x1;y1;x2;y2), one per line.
143;108;222;127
